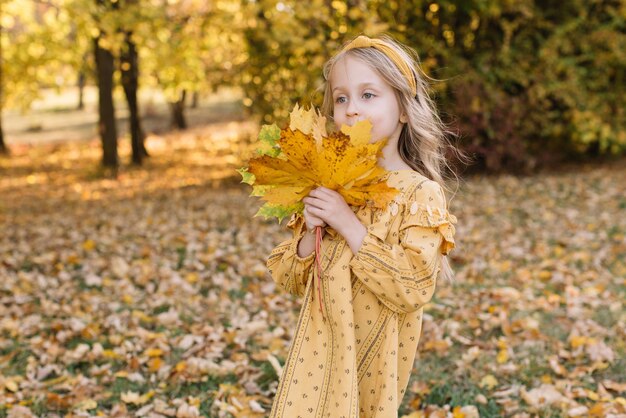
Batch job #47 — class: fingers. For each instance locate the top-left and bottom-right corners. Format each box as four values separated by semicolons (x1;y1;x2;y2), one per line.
305;187;335;206
303;205;327;231
309;186;333;198
304;204;324;217
302;196;324;207
302;187;341;230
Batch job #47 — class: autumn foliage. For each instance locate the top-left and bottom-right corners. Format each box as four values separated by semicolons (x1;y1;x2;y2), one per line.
2;0;625;170
1;128;625;416
239;104;398;222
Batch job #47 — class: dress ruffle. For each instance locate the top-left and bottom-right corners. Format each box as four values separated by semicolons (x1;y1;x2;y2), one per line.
285;184;457;256
367;193;457;256
286;212;304;232
399;201;457;256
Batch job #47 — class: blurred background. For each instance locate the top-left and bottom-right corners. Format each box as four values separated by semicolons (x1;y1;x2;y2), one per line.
2;0;624;171
0;1;625;417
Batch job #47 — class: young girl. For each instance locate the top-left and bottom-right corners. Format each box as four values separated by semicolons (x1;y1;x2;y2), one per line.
266;34;458;417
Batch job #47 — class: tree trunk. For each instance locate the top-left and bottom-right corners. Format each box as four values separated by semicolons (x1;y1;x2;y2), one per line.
94;36;118;169
77;70;85;110
0;13;7;155
0;115;7;155
169;90;187;129
120;32;146;165
191;91;199;108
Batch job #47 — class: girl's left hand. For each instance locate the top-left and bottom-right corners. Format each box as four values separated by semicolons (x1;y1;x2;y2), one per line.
302;187;358;236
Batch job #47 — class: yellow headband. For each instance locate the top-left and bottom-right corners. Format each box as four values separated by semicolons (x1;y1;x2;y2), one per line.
341;35;417;97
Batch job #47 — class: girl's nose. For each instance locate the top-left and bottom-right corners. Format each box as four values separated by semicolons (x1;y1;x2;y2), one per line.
346;101;359;119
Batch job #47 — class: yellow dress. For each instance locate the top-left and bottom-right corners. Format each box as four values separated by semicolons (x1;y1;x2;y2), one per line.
266;170;457;418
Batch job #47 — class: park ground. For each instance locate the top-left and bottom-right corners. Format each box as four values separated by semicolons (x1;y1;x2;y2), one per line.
0;92;625;417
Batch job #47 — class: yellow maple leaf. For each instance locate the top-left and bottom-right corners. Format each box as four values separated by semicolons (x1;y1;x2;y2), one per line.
148;357;163;372
289;103;327;150
479;374;498;390
340;119;373;147
175;361;187;372
246;104;399;218
75;399;98;411
121;390;154;405
452;406;465;418
144;348;163;357
570;335;588;348
82;239;96;251
5;378;19;392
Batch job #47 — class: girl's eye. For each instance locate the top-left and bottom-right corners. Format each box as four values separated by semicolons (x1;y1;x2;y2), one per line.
363;92;375;99
335;96;347;104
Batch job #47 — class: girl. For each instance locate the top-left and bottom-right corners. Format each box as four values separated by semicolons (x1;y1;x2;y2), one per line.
266;34;458;417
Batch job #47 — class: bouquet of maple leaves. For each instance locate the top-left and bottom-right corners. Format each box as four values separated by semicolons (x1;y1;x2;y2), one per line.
238;104;399;316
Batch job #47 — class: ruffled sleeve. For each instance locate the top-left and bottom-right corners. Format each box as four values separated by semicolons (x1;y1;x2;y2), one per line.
349;179;457;314
266;212;316;297
401;196;457;256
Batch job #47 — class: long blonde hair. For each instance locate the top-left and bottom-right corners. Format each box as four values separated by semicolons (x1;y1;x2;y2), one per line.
319;34;465;283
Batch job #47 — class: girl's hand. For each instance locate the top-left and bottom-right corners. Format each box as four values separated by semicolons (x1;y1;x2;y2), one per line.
302;187;358;236
303;202;327;232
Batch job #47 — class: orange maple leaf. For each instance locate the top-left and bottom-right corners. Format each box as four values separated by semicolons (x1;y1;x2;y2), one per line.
242;104;399;221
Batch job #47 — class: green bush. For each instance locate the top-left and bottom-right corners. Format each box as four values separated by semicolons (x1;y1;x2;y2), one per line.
240;0;626;172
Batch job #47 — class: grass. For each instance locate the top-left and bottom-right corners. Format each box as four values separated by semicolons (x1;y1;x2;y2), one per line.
0;345;35;377
1;113;625;416
424;381;501;417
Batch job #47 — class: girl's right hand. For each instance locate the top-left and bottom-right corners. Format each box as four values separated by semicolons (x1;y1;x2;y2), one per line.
303;204;327;232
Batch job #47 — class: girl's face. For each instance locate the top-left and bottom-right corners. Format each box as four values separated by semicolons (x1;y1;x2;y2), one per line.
330;55;404;144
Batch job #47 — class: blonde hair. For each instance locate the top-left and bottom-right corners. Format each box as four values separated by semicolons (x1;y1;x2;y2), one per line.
320;33;466;284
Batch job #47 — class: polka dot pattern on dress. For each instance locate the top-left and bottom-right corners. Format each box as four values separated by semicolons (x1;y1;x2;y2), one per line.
266;171;457;417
